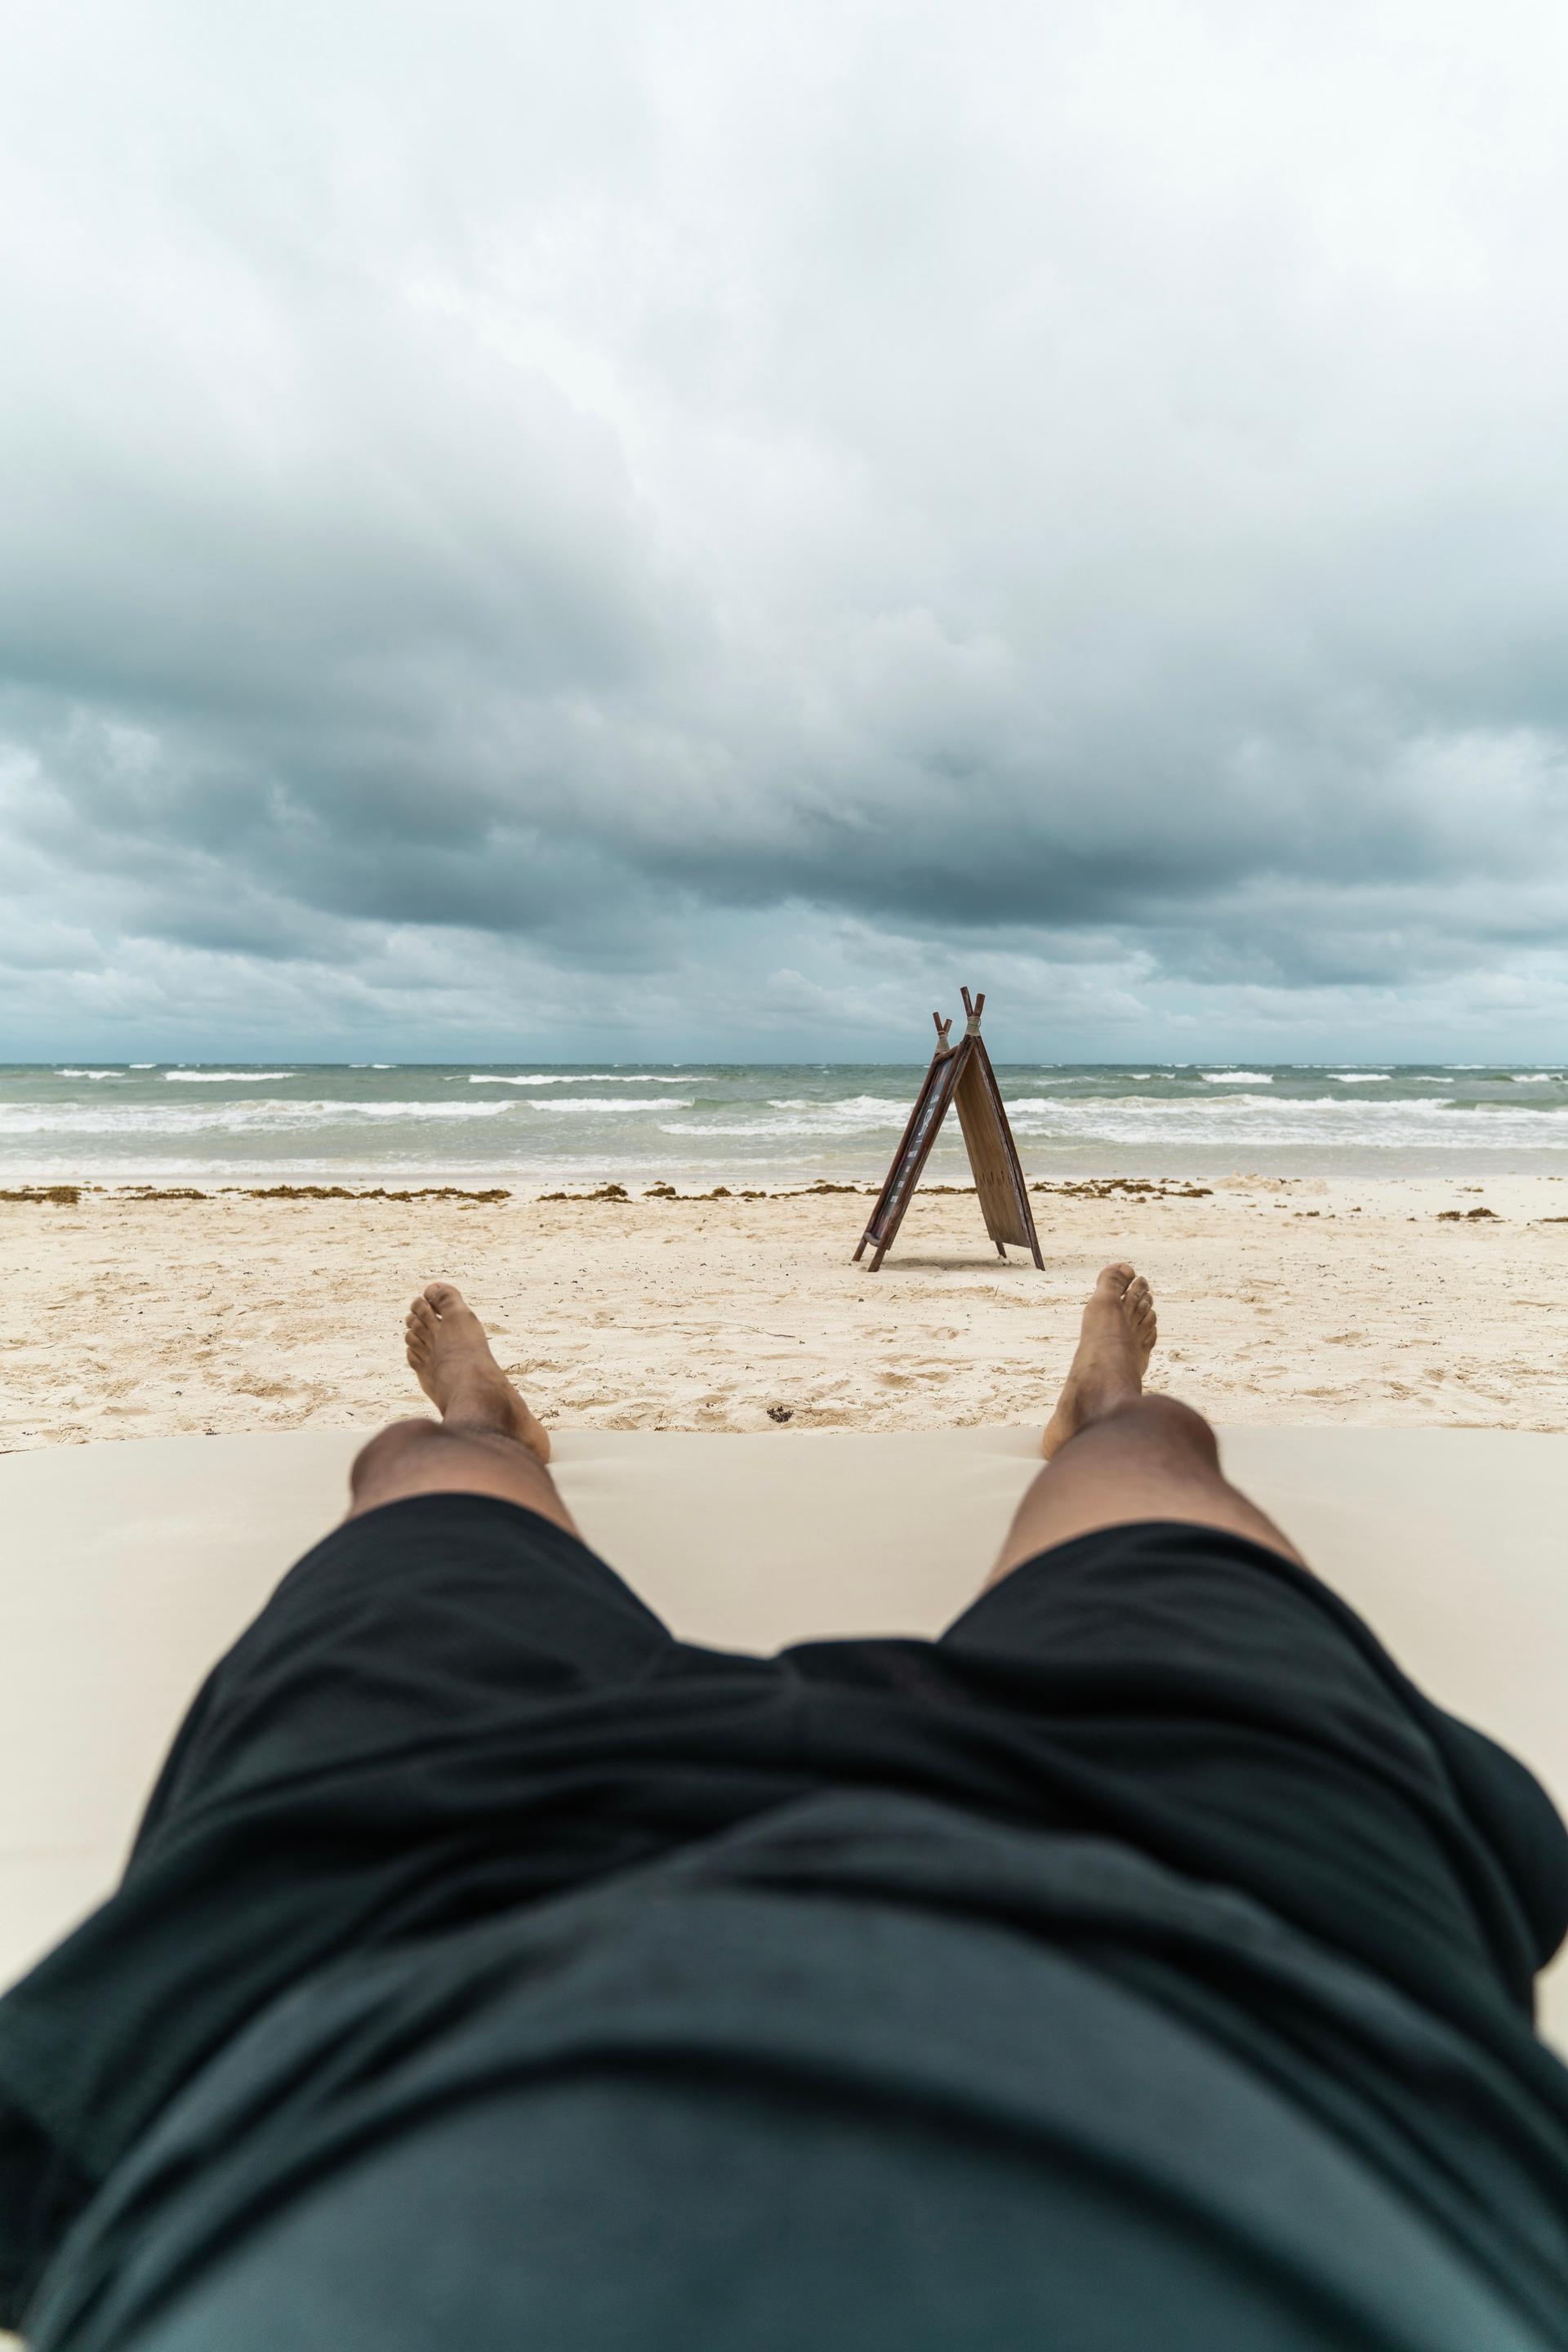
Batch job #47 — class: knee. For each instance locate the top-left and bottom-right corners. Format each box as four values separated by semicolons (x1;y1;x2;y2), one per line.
1098;1392;1221;1468
349;1415;443;1495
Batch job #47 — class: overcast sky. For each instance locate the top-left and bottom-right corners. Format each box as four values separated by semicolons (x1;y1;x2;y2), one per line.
3;0;1567;1062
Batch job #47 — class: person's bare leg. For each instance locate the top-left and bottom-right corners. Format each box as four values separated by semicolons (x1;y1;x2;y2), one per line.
980;1262;1305;1594
345;1281;581;1538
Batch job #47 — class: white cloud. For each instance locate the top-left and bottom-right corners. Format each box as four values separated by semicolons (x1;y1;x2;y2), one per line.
3;0;1568;1056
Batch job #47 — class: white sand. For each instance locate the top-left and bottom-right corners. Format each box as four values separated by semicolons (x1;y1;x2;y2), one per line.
6;1169;1568;1450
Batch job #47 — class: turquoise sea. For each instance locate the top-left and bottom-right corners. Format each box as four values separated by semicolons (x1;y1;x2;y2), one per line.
3;1062;1568;1186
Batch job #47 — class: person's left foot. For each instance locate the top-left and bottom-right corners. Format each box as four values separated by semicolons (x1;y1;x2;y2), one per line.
404;1281;550;1463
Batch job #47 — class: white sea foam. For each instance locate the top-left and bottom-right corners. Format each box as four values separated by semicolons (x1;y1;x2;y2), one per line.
1512;1074;1559;1083
56;1068;122;1079
1200;1071;1272;1083
467;1073;710;1086
1329;1074;1391;1083
684;1096;927;1138
668;1091;1568;1152
163;1071;296;1082
995;1094;1561;1147
764;1095;915;1115
0;1095;690;1136
516;1097;690;1114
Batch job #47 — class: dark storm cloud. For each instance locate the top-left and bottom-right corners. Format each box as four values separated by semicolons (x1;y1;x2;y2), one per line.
4;0;1568;1054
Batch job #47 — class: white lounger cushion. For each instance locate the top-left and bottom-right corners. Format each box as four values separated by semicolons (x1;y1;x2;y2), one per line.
2;1424;1565;2049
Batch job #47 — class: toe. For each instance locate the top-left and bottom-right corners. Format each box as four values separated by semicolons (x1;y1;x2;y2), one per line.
423;1281;463;1316
1097;1262;1136;1296
408;1296;437;1331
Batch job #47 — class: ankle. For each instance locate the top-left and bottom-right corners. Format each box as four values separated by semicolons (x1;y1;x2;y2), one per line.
1073;1369;1143;1431
440;1388;526;1446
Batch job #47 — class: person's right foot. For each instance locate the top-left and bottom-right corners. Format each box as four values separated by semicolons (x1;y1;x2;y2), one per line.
404;1281;550;1463
1040;1263;1158;1459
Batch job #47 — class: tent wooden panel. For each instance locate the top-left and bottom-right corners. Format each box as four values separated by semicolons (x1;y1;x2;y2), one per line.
854;991;1043;1272
955;1032;1035;1253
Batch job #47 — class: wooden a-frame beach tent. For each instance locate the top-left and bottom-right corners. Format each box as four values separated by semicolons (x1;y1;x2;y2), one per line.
853;989;1044;1272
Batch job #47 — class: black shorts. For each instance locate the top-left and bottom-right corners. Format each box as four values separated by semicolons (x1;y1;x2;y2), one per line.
4;1494;1567;2307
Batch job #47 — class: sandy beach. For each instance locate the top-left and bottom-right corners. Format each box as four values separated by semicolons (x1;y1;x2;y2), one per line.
7;1168;1568;1453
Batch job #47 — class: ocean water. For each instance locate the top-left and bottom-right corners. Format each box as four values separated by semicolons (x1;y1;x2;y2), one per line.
5;1062;1568;1186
